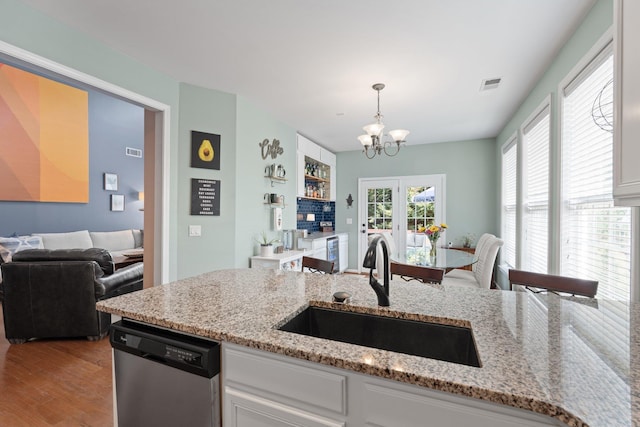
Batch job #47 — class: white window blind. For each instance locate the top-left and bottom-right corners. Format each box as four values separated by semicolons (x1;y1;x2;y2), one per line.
522;105;550;273
561;46;631;301
501;138;517;267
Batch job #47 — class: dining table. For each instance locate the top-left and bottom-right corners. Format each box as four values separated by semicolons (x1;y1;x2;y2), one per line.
395;246;478;270
390;246;478;284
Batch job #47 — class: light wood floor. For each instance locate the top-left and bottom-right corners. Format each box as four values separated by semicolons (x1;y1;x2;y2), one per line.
0;305;114;426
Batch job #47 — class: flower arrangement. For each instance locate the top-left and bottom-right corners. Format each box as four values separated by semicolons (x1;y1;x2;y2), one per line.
419;223;447;256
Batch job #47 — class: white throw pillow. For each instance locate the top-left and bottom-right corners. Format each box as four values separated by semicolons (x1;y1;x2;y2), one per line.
90;230;135;251
33;230;93;250
0;235;44;263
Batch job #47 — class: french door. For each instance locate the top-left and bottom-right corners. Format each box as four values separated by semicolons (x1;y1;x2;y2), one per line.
358;175;446;272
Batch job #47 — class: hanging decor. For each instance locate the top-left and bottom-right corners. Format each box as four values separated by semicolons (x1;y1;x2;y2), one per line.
260;138;284;160
357;83;409;159
591;78;613;133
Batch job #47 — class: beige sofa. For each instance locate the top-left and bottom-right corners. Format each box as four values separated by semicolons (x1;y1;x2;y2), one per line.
32;229;143;257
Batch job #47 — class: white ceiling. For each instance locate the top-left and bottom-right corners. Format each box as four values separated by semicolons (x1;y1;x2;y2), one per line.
20;0;598;152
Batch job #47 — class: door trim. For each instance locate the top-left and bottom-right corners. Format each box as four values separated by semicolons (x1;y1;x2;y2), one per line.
0;40;171;284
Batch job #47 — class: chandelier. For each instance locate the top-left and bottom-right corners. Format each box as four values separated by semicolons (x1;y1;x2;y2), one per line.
357;83;409;158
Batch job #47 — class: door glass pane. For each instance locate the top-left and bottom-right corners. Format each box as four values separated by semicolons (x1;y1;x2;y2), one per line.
405;186;436;263
367;188;393;239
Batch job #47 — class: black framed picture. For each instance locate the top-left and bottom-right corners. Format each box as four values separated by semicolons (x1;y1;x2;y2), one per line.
190;178;220;216
191;131;221;170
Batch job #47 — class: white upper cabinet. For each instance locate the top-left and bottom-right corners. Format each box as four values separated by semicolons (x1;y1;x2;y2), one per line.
614;0;640;206
297;134;322;160
296;134;337;201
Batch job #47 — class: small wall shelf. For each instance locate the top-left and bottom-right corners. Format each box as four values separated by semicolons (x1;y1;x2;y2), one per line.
265;175;288;187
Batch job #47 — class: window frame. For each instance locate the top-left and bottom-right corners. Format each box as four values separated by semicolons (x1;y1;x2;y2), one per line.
519;96;552;274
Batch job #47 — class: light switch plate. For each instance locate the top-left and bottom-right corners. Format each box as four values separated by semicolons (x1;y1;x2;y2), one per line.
346;218;353;225
189;225;202;237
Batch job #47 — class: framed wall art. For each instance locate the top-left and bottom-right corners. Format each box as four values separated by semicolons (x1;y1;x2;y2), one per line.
104;173;118;191
191;131;221;170
111;194;125;211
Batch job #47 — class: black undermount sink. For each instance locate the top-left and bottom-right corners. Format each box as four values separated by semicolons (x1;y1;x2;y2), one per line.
278;306;480;367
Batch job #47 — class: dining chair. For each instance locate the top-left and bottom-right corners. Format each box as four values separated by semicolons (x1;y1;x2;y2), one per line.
508;269;598;297
301;256;335;274
442;234;503;289
390;262;445;284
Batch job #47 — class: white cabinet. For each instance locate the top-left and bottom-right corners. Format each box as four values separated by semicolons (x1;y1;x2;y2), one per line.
222;344;560;427
614;0;640;206
338;233;348;272
298;236;328;260
250;250;305;271
320;147;337;203
223;343;346;427
224;388;344;427
296;133;336;201
296;151;306;197
297;134;321;160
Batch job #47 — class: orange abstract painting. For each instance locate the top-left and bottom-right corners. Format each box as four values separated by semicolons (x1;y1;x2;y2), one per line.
0;63;88;203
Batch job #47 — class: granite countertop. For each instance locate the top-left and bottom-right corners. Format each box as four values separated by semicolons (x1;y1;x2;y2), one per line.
96;268;638;427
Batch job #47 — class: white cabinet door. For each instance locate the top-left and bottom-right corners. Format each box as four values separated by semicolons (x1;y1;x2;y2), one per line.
224;388;345;427
296;151;306;197
362;382;557;427
614;0;640;205
319;147;336;166
297;134;321;159
319;148;337;201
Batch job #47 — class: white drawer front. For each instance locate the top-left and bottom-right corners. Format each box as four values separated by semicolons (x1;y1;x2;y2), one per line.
225;387;345;427
224;345;346;415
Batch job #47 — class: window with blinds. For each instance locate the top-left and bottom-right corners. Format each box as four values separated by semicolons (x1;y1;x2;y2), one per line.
521;104;550;273
560;43;632;301
501;137;517;268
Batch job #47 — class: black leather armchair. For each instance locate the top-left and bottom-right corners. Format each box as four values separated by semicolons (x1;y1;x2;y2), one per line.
0;248;143;344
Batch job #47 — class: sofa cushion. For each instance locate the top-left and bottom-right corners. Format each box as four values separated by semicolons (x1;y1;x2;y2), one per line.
90;230;136;251
33;230;93;250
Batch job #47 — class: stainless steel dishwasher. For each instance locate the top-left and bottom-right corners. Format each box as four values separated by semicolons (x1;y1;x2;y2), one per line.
110;319;221;427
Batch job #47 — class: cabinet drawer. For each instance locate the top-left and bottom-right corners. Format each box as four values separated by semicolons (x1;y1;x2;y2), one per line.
224;344;346;415
225;387;345;427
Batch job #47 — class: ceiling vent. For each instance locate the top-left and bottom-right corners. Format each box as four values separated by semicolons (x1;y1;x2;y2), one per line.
480;77;502;91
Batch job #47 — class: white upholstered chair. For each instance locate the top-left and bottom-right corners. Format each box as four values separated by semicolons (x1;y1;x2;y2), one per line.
442;234;503;289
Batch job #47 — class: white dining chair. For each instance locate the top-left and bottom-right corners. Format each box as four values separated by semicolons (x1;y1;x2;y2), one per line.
442;234;503;289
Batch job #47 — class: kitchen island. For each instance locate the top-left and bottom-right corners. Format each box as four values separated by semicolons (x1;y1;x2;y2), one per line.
97;268;638;426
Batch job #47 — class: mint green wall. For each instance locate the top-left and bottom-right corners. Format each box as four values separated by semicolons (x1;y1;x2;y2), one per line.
336;139;497;270
177;83;237;277
234;97;297;267
493;0;613;288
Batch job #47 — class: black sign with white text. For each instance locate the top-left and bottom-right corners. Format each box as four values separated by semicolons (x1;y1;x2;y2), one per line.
190;178;220;216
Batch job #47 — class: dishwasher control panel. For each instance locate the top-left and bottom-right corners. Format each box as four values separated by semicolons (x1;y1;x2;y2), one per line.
110;320;220;378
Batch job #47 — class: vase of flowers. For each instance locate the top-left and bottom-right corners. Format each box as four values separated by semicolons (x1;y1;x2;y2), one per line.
425;223;447;257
